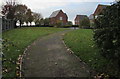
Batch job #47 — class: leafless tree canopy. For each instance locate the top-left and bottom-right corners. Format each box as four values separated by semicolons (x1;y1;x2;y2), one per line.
5;0;20;6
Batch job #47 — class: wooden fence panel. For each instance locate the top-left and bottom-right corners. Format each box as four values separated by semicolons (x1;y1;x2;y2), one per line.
2;17;16;32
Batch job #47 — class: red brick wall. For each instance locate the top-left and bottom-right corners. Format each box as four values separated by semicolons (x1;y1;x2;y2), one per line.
75;16;80;25
50;17;56;25
56;11;68;25
50;10;68;25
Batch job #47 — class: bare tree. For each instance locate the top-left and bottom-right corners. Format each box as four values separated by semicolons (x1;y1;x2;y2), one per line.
1;0;19;19
5;0;19;6
14;4;28;27
26;9;34;26
33;12;43;25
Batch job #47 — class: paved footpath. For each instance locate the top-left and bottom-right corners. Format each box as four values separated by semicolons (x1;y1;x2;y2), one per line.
22;30;90;77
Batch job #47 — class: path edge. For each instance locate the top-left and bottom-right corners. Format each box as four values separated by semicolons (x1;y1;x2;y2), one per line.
61;33;94;77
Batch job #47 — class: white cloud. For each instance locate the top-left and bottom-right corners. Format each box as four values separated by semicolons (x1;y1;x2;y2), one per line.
22;0;69;10
0;0;3;12
68;0;114;2
23;0;114;3
22;0;114;10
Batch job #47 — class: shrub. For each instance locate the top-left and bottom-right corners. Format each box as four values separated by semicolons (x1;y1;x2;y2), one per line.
67;21;73;25
72;25;79;27
94;1;120;76
55;20;63;27
80;17;90;28
63;25;72;28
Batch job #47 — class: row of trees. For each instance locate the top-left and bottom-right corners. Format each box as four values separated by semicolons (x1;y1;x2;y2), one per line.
54;20;73;27
1;1;90;28
1;0;43;26
1;1;73;27
1;0;91;28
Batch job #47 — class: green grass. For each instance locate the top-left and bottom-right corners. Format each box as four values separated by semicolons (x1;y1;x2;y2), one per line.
64;29;109;74
2;27;67;77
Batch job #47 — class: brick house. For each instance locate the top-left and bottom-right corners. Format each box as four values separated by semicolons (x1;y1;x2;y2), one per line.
74;15;88;25
88;4;108;28
94;4;108;19
49;10;68;26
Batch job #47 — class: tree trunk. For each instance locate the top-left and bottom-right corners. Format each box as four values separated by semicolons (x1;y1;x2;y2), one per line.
20;20;22;27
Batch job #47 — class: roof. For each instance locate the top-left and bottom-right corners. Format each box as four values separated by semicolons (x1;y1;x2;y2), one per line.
75;15;88;20
94;4;108;15
49;10;62;18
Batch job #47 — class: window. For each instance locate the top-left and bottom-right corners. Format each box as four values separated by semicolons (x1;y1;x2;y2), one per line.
60;17;63;20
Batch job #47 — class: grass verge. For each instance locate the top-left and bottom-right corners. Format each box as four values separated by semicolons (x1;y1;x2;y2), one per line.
63;29;109;75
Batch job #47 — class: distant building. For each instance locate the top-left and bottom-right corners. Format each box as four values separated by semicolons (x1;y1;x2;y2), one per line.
89;14;94;21
94;4;108;19
74;15;88;25
89;14;95;27
88;4;109;28
49;10;68;26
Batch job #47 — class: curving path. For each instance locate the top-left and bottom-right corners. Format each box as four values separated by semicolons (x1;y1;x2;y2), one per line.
22;30;90;77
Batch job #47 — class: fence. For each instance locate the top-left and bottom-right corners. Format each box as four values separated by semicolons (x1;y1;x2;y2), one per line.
1;17;16;32
0;17;2;33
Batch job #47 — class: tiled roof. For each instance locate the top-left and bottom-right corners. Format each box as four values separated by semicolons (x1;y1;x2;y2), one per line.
75;15;87;20
99;4;108;9
94;4;109;15
79;15;87;19
49;10;61;18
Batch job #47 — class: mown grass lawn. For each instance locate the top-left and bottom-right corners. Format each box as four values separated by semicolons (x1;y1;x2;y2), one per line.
63;29;109;75
2;27;67;77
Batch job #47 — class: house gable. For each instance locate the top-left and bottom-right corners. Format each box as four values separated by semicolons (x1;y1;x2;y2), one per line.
49;10;68;25
49;10;61;18
74;15;88;25
94;4;108;16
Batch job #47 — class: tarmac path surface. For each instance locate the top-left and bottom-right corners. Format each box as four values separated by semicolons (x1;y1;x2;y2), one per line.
22;30;90;77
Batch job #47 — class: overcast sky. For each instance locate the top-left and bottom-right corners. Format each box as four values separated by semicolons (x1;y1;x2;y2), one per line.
0;0;115;23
